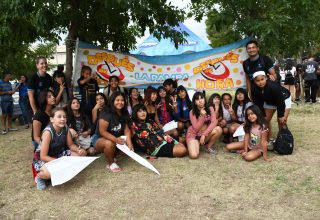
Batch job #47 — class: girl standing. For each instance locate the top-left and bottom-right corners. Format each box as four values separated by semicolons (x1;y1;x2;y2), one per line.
33;107;87;190
131;104;187;158
186;92;222;159
18;74;33;128
103;76;127;100
95;91;133;172
77;65;99;121
226;105;270;161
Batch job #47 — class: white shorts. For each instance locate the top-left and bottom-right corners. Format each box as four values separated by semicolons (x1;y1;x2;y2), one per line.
263;96;292;109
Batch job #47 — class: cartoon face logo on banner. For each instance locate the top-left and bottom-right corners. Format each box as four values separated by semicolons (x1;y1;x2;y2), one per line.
96;61;125;81
201;62;230;81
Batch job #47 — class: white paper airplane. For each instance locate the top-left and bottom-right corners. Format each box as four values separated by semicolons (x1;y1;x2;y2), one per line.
45;156;99;186
116;144;160;175
162;120;178;133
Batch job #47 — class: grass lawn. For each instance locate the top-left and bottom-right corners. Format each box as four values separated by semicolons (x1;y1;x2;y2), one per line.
0;103;319;219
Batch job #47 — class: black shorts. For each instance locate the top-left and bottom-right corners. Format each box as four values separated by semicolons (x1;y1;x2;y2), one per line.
155;142;174;158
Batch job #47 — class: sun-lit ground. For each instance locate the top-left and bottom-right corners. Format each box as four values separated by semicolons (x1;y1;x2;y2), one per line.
0;103;319;219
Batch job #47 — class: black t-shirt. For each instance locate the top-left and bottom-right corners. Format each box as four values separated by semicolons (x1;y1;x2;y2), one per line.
31;110;50;141
77;77;99;112
97;111;125;137
28;73;53;108
243;55;275;81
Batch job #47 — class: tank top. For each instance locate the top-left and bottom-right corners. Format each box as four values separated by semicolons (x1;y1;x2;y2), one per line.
43;124;68;158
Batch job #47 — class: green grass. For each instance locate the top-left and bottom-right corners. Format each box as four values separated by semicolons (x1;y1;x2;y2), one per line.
0;103;319;219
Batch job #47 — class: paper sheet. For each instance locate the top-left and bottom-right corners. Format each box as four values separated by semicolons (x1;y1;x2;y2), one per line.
116;144;160;175
162;120;178;133
233;125;245;141
45;156;99;186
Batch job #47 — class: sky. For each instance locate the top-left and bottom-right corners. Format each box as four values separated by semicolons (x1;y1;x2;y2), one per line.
136;0;209;45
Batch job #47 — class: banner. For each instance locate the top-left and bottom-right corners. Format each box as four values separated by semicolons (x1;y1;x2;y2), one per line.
73;38;250;90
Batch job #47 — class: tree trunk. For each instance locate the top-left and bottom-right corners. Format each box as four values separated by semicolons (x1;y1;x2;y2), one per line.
65;0;80;97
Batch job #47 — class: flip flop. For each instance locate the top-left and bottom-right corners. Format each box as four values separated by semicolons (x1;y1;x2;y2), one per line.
106;162;122;173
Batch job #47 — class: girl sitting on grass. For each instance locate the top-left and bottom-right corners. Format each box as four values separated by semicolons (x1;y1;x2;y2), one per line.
67;97;95;155
131;104;187;158
186;92;222;159
95;91;133;173
33;107;87;190
226;105;270;161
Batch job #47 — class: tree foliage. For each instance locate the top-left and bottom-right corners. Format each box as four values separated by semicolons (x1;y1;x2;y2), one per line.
1;0;187;81
190;0;320;57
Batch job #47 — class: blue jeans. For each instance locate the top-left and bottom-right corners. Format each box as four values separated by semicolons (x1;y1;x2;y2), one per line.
19;96;33;124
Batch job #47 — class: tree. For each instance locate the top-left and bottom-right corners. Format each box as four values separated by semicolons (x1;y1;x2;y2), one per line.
190;0;320;57
1;0;187;85
0;42;56;78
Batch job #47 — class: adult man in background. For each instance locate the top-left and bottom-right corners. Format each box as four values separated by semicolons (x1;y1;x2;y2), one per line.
302;56;319;104
243;40;279;111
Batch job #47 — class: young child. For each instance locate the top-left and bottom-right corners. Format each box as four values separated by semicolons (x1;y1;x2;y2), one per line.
94;91;133;172
127;87;143;115
67;97;95;155
0;71;18;134
131;104;187;158
77;65;99;120
17;74;33;128
31;90;55;150
186;92;222;159
220;93;238;143
208;93;223;122
103;75;127;100
33;107;87;190
173;85;192;134
226;105;270;161
232;88;253;124
156;86;179;138
53;71;69;108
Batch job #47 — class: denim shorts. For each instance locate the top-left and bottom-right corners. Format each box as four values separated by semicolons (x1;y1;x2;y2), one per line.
1;101;13;115
91;134;100;148
263;96;292;109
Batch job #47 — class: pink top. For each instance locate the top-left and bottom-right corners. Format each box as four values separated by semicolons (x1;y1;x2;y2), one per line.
248;125;267;150
188;106;217;137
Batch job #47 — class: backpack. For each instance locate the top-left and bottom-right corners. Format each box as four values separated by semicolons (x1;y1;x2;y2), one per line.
273;126;294;155
284;70;295;85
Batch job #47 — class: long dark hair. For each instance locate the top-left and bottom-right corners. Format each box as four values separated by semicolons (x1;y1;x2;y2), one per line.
177;85;192;109
131;103;148;124
128;87;143;108
96;92;108;110
243;105;266;133
107;91;129;124
144;86;157;107
191;92;210;119
66;97;91;132
208;93;222;117
156;86;174;112
232;88;250;119
38;89;55;111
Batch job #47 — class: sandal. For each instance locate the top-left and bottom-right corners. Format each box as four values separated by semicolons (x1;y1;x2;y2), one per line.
106;162;122;173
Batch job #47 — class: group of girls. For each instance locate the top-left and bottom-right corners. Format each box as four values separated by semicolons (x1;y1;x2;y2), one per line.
32;69;290;189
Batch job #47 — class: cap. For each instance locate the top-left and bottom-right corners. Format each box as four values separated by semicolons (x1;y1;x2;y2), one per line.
253;71;266;78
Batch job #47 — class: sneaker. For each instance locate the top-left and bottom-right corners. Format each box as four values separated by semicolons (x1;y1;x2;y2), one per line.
205;147;217;155
2;129;7;135
35;176;47;190
8;127;18;131
267;139;275;151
